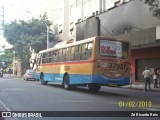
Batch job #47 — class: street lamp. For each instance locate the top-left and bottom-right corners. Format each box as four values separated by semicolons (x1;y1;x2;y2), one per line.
13;51;16;75
42;19;49;49
26;11;49;49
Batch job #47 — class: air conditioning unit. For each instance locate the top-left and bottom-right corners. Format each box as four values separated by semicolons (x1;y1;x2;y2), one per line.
92;12;95;16
58;25;62;33
77;18;82;23
84;16;87;19
95;11;99;15
115;1;121;6
70;26;74;32
58;29;62;34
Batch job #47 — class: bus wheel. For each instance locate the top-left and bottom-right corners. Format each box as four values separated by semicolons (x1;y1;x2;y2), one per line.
40;74;48;85
88;84;101;92
63;74;71;90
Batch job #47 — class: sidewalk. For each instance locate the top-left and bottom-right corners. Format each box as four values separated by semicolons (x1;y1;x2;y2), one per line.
2;74;22;78
122;82;160;92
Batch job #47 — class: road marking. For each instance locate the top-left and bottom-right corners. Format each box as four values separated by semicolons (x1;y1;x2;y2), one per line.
64;100;93;103
0;101;11;111
3;88;25;91
0;101;19;120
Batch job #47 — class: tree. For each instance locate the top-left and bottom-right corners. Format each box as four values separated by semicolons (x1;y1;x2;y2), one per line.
0;49;13;70
3;13;56;72
3;13;55;52
144;0;160;18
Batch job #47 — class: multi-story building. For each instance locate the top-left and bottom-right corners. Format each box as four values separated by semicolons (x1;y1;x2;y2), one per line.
0;6;4;29
53;0;70;41
53;0;160;82
0;5;5;51
53;0;133;41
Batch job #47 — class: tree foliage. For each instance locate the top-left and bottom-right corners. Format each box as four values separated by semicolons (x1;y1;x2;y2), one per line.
3;13;55;52
3;13;56;71
0;49;13;69
145;0;160;18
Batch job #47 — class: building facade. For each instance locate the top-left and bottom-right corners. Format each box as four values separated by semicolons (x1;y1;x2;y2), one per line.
53;0;160;82
52;0;70;41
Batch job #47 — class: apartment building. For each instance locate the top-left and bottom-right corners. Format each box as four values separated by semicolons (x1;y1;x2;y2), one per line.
53;0;160;82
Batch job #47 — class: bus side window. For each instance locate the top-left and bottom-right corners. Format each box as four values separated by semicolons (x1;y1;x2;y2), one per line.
52;51;58;62
46;53;49;63
62;48;66;62
81;43;88;60
66;47;70;61
42;53;47;64
75;45;81;61
47;52;52;63
87;42;93;59
58;49;63;62
70;46;75;61
81;42;93;60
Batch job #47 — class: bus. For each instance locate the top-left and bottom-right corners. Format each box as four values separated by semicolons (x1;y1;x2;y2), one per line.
35;36;131;92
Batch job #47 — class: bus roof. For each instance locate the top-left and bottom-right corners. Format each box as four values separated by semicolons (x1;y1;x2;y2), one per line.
39;36;129;54
53;39;73;48
39;37;96;54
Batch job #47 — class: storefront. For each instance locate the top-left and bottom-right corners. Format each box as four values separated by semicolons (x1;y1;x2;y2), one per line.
131;46;160;82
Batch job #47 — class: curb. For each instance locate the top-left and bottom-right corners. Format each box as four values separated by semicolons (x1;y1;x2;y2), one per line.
121;85;160;92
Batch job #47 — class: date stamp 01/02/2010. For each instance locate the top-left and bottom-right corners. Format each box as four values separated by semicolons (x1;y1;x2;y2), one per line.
118;100;152;108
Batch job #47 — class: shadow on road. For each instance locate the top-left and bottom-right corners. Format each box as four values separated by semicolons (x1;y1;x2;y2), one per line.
45;84;132;98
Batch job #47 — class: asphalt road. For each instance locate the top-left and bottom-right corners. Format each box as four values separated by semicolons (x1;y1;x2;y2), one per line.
0;77;159;120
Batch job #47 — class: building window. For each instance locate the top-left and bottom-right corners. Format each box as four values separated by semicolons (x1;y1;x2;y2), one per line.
83;0;88;4
70;5;74;15
76;0;82;7
59;8;63;18
54;24;58;35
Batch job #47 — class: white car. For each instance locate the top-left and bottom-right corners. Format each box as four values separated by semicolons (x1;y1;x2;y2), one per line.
23;69;36;81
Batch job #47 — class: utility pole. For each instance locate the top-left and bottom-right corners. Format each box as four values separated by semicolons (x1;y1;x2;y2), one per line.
42;19;49;49
13;51;16;75
26;11;49;49
46;25;49;49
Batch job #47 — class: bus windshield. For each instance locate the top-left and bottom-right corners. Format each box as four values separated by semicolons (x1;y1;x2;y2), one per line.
100;39;129;59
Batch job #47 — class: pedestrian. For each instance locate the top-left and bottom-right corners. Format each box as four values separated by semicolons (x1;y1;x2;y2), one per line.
0;69;3;77
157;68;160;87
8;68;11;76
153;68;158;88
130;71;134;88
142;67;152;92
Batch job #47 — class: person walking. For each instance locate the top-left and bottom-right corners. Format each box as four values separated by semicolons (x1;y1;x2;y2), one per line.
157;68;160;87
0;69;3;77
153;68;158;88
130;71;134;88
8;68;12;76
142;67;152;92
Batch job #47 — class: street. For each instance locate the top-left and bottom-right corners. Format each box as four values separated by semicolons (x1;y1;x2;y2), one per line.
0;76;159;120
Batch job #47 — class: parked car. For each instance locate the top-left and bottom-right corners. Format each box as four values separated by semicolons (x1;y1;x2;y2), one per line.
23;69;36;81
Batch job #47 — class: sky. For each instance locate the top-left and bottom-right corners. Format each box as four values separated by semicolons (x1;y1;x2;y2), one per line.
1;0;48;21
0;0;55;50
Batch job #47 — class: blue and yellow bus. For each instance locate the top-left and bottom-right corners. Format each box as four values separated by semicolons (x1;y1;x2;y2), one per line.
35;36;131;91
